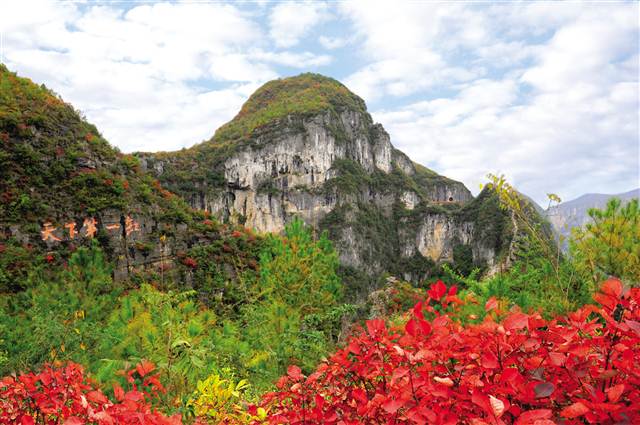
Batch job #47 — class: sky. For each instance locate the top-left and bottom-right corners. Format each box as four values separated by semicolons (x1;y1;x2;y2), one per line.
1;0;638;205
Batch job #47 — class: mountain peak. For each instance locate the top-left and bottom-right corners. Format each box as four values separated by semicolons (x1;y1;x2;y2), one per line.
212;73;367;145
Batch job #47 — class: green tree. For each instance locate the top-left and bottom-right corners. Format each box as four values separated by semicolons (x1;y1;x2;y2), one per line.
220;219;347;392
96;284;219;403
0;242;120;374
570;198;640;287
256;218;342;312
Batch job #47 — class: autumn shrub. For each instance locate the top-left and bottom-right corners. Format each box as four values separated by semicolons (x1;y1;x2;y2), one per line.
0;360;181;424
262;279;640;424
186;374;265;424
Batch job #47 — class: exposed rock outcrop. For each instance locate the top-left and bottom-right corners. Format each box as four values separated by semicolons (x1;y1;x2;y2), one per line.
139;74;512;289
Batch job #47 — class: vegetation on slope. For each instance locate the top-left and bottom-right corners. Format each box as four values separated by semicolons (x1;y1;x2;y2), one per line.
263;278;640;424
0;65;264;296
214;73;366;146
0;220;350;407
0;63;181;222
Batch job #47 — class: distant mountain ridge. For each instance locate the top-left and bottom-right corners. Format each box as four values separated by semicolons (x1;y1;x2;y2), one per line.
545;188;640;246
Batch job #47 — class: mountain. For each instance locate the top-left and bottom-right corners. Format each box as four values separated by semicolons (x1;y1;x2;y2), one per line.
0;66;532;296
0;64;260;293
545;189;640;246
138;73;518;290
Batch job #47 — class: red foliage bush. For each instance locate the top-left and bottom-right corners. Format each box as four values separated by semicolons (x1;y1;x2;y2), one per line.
181;257;198;269
0;361;181;424
262;279;640;424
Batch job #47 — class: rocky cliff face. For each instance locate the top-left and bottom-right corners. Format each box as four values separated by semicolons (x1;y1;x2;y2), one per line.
139;74;513;288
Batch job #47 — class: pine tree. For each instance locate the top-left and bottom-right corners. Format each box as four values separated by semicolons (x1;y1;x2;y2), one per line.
570;198;640;287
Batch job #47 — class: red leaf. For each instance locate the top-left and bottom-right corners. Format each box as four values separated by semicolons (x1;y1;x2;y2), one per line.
548;352;565;366
560;402;590;418
287;365;303;381
485;297;498;312
63;418;84;425
113;383;125;402
534;382;554;398
503;312;529;331
413;301;424;320
20;416;35;425
135;359;155;378
86;390;108;405
427;280;447;299
594;293;617;310
607;384;624;403
471;391;491;415
405;318;431;337
382;397;404;414
514;409;552;425
481;351;499;369
625;319;640;336
406;318;420;337
352;388;367;403
601;277;622;298
366;318;386;337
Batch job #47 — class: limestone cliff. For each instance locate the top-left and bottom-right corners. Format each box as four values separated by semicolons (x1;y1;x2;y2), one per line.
139;73;513;289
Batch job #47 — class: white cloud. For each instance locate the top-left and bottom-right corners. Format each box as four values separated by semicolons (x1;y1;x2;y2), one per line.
375;66;638;204
0;1;307;153
338;1;495;101
269;2;329;48
252;50;332;68
319;36;347;50
339;1;638;203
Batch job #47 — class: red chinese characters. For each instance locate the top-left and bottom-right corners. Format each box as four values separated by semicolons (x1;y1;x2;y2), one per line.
40;215;140;242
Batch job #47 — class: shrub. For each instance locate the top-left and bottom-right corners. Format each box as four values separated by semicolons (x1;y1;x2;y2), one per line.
0;361;181;424
262;279;640;424
186;374;265;424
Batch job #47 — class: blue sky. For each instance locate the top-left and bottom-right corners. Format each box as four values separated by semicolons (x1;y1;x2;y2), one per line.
1;0;638;205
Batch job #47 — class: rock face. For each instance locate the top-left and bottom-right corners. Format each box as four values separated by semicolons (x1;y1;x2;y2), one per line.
146;110;420;233
139;73;513;288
